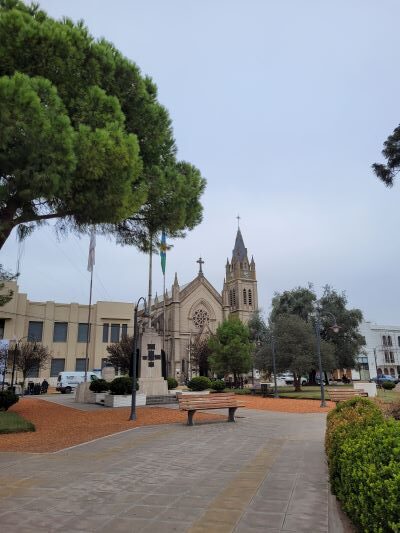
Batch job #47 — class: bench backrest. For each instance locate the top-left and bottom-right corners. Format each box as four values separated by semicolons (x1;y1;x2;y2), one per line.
178;393;239;409
329;389;367;402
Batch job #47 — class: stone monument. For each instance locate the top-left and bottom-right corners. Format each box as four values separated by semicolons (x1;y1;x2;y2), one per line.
138;326;168;396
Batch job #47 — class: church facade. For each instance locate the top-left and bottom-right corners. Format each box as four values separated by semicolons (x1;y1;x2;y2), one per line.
148;228;258;382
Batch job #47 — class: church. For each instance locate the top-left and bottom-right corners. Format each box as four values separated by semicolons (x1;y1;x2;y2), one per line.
145;227;258;383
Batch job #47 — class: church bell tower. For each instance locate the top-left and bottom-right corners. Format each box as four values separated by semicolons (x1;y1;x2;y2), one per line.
224;224;258;323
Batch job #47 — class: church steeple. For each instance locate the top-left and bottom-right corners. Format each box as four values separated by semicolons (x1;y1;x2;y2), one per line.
225;221;258;324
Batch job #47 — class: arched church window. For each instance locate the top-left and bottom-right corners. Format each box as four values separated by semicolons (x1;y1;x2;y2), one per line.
229;290;233;307
383;335;387;346
193;308;210;328
243;289;247;305
233;289;236;307
248;289;252;306
388;335;392;346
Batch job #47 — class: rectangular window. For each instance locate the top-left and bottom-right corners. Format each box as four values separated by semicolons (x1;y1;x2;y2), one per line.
110;324;120;343
77;323;90;343
28;321;43;342
53;322;68;342
75;358;87;372
102;323;109;343
0;319;4;340
121;324;128;338
101;358;109;369
50;358;65;377
26;365;39;378
398;336;400;348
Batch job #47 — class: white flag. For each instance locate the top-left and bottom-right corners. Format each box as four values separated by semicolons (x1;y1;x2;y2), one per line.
87;231;96;272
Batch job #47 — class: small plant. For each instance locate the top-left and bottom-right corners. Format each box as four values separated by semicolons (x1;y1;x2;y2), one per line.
188;376;211;391
167;377;178;390
232;388;252;395
109;376;138;395
210;379;225;392
0;390;19;411
89;379;110;393
382;381;396;390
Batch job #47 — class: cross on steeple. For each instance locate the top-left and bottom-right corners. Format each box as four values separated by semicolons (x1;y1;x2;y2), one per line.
196;257;204;274
236;214;241;229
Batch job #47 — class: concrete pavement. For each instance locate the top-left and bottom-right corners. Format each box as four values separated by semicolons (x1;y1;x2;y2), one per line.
0;407;352;532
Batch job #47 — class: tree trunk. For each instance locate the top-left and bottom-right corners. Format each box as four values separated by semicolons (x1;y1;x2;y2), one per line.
293;373;302;392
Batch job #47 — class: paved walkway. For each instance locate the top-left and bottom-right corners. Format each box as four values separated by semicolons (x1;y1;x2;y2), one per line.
0;407;351;532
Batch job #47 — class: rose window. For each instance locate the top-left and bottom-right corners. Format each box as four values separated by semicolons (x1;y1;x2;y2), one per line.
193;308;210;328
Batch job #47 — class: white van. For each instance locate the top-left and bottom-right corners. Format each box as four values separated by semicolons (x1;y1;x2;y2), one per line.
56;371;98;394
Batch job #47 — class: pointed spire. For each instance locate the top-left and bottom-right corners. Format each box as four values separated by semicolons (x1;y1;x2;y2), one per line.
232;228;248;263
154;292;159;304
173;272;179;286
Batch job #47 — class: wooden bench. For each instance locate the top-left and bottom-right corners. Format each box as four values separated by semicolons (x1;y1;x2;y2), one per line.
329;388;368;403
178;393;245;426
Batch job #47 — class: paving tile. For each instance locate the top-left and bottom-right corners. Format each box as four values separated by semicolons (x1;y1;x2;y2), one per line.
236;510;285;529
98;516;149;532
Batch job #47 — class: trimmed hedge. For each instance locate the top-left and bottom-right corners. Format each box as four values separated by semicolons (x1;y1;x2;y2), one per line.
188;376;211;391
167;377;178;390
0;390;19;411
210;380;225;392
89;379;110;393
109;376;138;395
326;397;400;531
382;381;396;390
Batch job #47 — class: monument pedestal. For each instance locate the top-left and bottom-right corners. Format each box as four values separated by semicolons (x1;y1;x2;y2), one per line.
139;326;168;396
75;381;93;403
138;377;168;396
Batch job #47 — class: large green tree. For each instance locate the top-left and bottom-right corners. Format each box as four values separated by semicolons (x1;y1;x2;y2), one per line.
271;285;365;371
0;264;15;306
208;318;253;380
0;1;205;249
254;315;335;391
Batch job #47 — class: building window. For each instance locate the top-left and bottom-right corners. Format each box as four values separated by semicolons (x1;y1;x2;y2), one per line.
110;324;120;343
182;359;186;373
243;289;247;305
0;319;4;340
75;358;87;372
384;367;389;375
390;367;395;376
77;323;90;343
388;335;393;346
121;324;128;338
248;289;252;306
229;290;233;306
233;289;236;306
102;323;109;343
28;321;43;342
53;322;68;342
26;365;39;378
390;351;395;363
382;335;387;346
398;336;400;347
385;351;390;363
192;309;210;328
50;358;65;377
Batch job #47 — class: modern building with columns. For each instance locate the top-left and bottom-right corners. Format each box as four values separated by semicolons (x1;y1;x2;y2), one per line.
0;228;258;384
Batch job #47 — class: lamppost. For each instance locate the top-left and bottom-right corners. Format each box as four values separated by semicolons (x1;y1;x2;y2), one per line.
130;297;146;421
314;306;340;407
271;334;279;398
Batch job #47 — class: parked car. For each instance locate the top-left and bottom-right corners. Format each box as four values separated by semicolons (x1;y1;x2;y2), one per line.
278;373;308;386
371;375;399;384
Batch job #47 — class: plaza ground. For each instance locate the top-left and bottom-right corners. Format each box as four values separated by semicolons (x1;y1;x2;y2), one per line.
0;396;353;532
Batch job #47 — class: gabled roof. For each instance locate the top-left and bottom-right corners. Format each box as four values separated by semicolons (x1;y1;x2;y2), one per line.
180;275;222;305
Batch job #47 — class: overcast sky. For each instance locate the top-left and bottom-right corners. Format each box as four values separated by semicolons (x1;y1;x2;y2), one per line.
2;0;400;324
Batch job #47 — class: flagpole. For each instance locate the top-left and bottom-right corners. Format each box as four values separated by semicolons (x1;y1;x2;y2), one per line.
147;233;153;325
163;271;167;376
84;269;93;383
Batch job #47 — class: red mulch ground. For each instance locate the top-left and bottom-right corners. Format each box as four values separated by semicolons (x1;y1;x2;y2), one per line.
0;399;223;453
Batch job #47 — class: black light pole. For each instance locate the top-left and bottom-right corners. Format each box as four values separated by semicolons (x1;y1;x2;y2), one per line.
271;334;279;398
314;307;340;408
130;297;146;421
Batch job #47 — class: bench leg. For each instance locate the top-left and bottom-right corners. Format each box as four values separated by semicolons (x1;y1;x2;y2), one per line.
228;407;237;422
187;410;195;426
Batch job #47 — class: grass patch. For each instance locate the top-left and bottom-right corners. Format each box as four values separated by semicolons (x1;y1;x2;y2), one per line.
0;412;35;434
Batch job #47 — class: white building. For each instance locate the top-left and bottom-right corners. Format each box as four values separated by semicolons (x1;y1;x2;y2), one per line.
355;321;400;380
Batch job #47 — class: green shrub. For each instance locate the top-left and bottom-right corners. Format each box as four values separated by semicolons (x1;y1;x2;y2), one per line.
0;390;19;411
109;376;138;395
232;388;252;395
167;377;178;390
89;379;110;393
188;376;211;391
210;380;225;392
382;381;396;390
335;420;400;531
326;397;384;495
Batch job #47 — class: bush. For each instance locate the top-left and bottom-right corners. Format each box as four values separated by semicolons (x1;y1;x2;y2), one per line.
109;376;138;395
188;376;211;391
232;388;252;395
89;379;110;393
210;380;226;392
167;377;178;390
0;390;19;411
382;381;396;390
335;420;400;531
